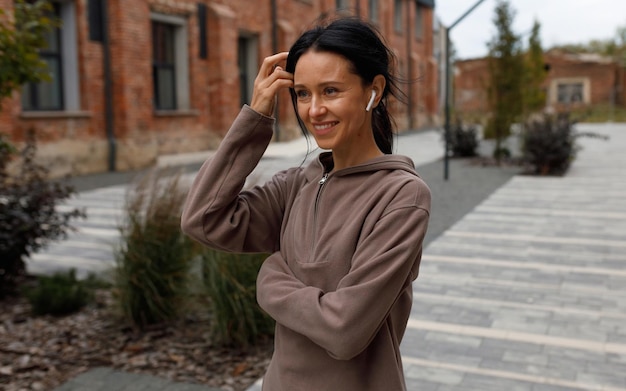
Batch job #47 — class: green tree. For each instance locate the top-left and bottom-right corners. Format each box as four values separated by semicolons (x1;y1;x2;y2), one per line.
0;1;78;298
1;0;57;152
523;20;547;115
0;0;57;101
485;0;524;163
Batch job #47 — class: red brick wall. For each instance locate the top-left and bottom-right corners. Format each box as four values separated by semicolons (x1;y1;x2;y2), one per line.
0;0;438;177
544;52;620;111
454;52;625;119
453;58;491;117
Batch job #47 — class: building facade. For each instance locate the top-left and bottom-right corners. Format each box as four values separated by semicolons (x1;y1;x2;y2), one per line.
0;0;439;178
453;50;626;120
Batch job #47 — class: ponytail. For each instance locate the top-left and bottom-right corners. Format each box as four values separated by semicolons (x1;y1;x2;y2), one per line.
372;101;393;154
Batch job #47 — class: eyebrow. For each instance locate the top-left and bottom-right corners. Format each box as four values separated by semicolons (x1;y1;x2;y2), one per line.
293;81;345;89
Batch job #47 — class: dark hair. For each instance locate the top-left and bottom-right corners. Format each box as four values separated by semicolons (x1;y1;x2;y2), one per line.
286;16;405;155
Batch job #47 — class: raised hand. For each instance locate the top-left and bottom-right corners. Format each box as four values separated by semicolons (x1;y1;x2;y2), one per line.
250;52;293;117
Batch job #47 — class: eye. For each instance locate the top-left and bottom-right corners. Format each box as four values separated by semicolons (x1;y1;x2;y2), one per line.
324;87;338;96
295;89;311;101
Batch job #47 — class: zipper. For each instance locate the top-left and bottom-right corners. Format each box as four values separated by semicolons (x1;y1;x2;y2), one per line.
311;172;329;261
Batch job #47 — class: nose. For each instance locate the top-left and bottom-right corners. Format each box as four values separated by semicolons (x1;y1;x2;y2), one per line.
309;95;326;118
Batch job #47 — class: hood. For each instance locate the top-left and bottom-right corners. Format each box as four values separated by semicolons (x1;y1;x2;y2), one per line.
303;152;420;183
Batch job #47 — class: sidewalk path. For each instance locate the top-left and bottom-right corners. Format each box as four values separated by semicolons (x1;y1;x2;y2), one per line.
398;123;626;391
40;123;626;390
29;129;447;279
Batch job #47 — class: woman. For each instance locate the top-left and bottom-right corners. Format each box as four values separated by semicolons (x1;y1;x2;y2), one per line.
181;17;430;391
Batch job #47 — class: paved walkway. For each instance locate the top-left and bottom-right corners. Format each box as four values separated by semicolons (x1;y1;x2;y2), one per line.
39;123;625;390
398;123;626;391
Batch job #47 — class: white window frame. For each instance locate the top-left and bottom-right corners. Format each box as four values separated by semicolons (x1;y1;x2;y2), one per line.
150;12;190;111
550;77;590;105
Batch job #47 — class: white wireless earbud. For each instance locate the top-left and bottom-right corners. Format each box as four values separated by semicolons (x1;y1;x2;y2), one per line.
365;90;377;112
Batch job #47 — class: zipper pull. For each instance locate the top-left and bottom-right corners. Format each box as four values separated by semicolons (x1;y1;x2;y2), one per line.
319;173;329;185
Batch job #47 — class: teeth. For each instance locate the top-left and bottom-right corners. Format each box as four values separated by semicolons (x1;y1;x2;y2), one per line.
314;122;336;130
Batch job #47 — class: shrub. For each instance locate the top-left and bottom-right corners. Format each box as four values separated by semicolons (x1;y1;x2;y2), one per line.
201;249;275;347
24;269;94;316
114;169;196;329
521;113;607;175
521;113;577;175
0;131;84;298
447;120;479;157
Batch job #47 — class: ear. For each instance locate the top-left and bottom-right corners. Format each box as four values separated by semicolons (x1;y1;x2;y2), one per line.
370;74;386;109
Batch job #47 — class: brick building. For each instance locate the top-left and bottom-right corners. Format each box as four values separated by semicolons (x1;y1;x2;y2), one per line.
453;50;626;119
0;0;439;178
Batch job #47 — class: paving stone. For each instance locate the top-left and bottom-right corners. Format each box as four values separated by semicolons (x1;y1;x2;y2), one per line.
45;124;626;390
404;365;464;386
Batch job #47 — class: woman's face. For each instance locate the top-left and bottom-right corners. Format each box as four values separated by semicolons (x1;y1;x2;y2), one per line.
293;50;377;159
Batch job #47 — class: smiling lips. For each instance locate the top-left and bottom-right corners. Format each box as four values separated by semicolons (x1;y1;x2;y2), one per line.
312;121;338;135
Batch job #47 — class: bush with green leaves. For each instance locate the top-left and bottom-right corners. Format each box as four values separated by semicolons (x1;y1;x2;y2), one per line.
201;249;275;347
1;0;59;100
114;169;196;329
0;131;84;298
23;269;95;316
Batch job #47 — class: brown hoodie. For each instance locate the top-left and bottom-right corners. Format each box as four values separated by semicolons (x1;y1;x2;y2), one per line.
181;105;431;391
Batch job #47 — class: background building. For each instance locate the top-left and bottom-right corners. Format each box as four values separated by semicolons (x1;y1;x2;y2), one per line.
453;50;626;120
0;0;439;178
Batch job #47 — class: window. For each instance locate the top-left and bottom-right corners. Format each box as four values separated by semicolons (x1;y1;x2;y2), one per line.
368;0;378;23
151;13;189;111
414;2;423;38
21;1;80;112
394;0;403;33
152;22;176;110
557;83;583;104
238;35;259;107
336;0;349;9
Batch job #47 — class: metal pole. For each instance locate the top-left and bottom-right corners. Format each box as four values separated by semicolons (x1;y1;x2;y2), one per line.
270;0;280;140
444;28;450;180
444;0;488;180
101;0;116;172
406;0;413;129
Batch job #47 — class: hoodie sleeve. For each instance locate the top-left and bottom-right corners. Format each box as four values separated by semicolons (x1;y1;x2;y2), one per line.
256;181;431;359
180;105;286;254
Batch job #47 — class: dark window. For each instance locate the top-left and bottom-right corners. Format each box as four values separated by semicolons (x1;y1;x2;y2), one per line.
369;0;378;22
557;83;583;103
415;2;423;38
152;21;177;110
394;0;403;33
21;3;63;111
198;3;207;59
238;37;249;107
88;0;103;42
416;0;434;7
336;0;349;9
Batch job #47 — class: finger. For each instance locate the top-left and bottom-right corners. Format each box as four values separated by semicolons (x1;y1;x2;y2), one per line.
255;68;293;97
269;67;293;83
250;77;293;116
259;52;289;78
